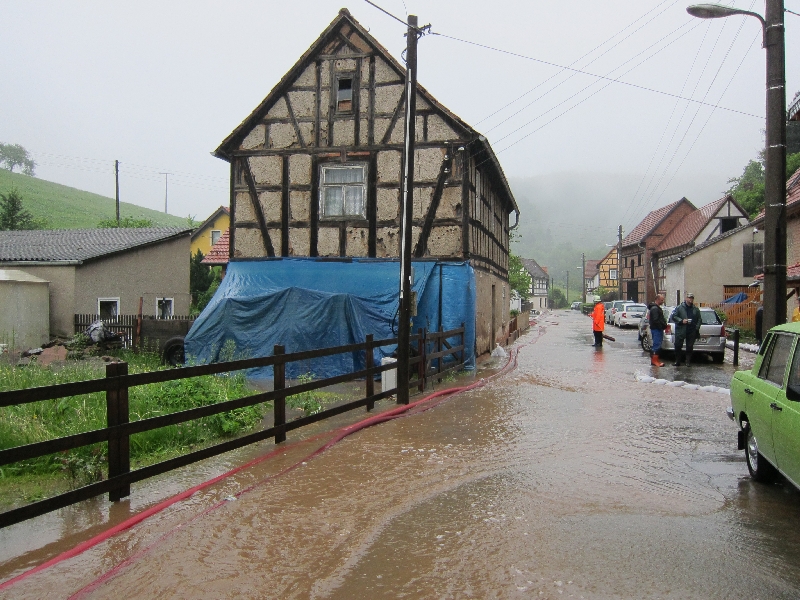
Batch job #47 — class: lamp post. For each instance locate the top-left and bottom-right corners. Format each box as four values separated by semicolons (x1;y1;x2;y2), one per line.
687;2;786;330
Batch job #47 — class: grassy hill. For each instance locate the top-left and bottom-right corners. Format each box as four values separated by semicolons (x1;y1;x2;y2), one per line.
0;170;190;229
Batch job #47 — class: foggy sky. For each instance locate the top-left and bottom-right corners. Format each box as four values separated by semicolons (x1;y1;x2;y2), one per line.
1;1;797;236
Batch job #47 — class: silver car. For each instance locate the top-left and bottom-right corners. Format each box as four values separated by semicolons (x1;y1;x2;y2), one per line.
606;300;630;324
640;305;726;363
614;303;647;328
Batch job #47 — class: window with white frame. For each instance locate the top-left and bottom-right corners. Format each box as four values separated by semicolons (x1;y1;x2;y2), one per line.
320;164;367;218
211;230;222;246
157;298;174;319
98;298;120;321
610;269;617;280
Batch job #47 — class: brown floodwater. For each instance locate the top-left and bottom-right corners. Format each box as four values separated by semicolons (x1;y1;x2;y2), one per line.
3;311;800;599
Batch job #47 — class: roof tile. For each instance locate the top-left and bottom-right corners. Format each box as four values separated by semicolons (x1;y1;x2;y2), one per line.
0;228;192;263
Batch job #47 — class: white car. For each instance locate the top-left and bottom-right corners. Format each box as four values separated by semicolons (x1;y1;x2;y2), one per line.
614;303;647;328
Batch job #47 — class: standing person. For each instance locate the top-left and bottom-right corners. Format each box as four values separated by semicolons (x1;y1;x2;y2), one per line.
591;295;605;347
755;304;764;346
792;297;800;322
671;292;701;367
648;294;667;367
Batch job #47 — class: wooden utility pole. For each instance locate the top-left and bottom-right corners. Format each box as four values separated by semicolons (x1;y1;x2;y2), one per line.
397;14;419;405
618;225;623;301
581;252;586;303
762;0;787;331
115;160;120;225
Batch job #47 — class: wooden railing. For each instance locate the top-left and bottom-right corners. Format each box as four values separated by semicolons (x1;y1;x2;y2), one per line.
700;290;762;330
0;327;465;528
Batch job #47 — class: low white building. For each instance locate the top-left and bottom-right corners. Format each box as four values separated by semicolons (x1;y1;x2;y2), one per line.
0;269;50;350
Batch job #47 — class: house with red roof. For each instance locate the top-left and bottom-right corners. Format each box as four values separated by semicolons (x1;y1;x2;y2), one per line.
620;198;696;303
621;195;749;304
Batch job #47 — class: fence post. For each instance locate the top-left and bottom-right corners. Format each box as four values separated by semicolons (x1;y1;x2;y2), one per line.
733;329;740;367
417;328;426;393
460;322;465;367
274;345;286;444
437;325;444;383
106;361;130;502
365;334;375;411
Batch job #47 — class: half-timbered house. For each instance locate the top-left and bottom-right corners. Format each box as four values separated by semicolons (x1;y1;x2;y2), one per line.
208;9;519;360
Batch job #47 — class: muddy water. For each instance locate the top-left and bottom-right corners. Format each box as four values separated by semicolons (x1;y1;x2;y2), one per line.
4;311;800;599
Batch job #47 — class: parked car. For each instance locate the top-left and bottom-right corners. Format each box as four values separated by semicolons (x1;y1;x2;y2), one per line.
614;303;647;328
571;301;581;310
729;323;800;488
639;305;726;363
606;300;631;324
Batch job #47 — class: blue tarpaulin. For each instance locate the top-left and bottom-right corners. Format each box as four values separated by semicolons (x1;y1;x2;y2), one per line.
184;258;476;379
722;292;748;304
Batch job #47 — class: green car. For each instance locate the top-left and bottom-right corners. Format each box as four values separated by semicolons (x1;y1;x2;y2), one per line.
729;322;800;488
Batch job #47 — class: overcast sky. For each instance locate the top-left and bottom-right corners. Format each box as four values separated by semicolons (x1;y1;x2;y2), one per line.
1;1;798;234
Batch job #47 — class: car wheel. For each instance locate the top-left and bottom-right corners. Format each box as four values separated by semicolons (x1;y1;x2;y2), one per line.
641;334;652;352
162;336;185;367
745;426;776;483
711;352;724;364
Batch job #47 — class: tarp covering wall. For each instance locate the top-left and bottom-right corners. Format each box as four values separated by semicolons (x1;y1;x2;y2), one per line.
184;258;476;379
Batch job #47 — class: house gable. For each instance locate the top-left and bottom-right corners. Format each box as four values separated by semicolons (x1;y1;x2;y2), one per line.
214;8;518;284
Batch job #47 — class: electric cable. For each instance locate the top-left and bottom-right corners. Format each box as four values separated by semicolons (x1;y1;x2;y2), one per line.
475;0;679;127
629;2;757;223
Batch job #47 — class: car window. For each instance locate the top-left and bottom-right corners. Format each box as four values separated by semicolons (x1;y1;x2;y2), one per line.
700;310;721;325
787;336;800;389
627;304;646;312
758;333;794;387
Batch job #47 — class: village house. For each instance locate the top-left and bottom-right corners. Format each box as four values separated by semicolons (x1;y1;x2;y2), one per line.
200;9;520;362
190;206;230;258
584;259;601;295
0;228;192;338
521;258;549;310
597;247;619;297
621;195;749;303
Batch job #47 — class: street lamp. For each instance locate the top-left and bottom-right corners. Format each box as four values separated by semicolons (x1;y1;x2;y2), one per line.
687;2;786;331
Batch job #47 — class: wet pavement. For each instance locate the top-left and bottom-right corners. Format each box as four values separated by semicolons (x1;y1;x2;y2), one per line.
3;310;800;599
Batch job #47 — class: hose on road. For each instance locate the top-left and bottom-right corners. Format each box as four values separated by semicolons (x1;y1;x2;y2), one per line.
2;321;545;595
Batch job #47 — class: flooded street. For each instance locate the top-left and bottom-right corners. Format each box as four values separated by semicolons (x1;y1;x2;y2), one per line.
4;310;800;598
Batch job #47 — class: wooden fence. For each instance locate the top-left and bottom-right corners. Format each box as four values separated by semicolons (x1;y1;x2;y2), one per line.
0;326;465;529
74;314;195;349
699;290;762;331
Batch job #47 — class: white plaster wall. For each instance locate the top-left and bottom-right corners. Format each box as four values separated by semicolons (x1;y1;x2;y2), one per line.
664;261;685;307
0;278;50;349
683;226;755;304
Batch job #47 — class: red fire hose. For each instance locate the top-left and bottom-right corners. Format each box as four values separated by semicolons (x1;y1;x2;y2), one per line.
1;325;542;595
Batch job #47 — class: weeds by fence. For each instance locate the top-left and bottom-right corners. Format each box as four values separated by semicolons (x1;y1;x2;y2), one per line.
0;326;467;528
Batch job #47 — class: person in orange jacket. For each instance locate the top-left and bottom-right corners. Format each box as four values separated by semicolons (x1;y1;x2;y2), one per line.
591;296;605;347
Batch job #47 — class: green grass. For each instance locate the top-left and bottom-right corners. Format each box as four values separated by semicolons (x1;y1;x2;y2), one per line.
0;170;190;229
0;350;267;487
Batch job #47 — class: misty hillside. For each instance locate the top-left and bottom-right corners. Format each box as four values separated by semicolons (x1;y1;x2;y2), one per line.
0;170;190;229
508;171;728;288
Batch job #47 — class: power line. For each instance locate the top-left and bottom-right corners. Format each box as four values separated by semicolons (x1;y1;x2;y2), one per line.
430;32;762;120
475;0;679;127
627;2;757;225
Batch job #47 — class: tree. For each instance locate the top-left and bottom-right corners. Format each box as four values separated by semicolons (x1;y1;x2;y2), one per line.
190;249;214;302
97;216;155;228
0;188;43;230
508;253;532;299
549;287;568;309
0;143;36;176
728;151;800;218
